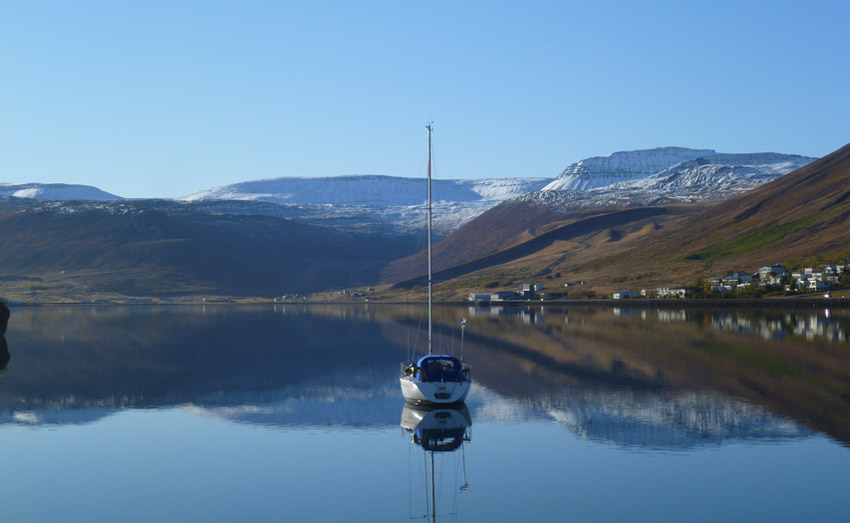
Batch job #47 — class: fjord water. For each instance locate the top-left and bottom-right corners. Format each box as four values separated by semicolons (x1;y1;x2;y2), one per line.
1;305;847;522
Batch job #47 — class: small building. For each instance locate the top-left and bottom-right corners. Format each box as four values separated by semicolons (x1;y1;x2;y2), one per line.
489;291;516;302
468;293;490;303
758;265;790;286
656;287;694;298
807;280;831;291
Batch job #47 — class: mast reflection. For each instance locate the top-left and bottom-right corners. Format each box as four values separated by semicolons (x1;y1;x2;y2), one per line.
401;404;472;521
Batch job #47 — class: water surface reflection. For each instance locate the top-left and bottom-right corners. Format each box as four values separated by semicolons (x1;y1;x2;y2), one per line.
1;304;846;448
0;304;847;521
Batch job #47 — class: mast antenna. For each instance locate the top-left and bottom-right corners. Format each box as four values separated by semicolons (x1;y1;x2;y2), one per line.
426;122;433;355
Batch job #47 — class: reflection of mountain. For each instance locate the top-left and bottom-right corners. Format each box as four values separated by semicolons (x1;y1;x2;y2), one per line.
187;386;401;429
476;387;806;449
1;305;844;450
0;306;406;424
383;305;850;446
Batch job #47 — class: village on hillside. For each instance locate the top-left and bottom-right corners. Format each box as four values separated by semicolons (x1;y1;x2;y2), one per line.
468;259;850;303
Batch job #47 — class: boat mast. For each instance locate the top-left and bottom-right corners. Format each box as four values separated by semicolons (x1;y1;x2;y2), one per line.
426;123;433;356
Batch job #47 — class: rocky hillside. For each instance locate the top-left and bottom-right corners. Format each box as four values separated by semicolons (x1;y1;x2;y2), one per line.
543;147;717;191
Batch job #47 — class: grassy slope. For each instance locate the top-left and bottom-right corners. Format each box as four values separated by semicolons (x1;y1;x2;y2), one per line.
406;142;850;300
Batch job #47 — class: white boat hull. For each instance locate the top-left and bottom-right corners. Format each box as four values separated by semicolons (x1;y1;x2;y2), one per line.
400;376;470;405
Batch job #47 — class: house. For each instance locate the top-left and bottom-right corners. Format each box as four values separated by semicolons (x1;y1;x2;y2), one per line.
468;293;490;303
521;283;545;299
613;290;640;299
723;272;753;285
758;265;790;286
822;265;843;282
807;280;832;291
656;287;694;298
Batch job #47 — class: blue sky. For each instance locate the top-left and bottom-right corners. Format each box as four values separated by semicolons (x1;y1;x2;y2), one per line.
2;1;848;198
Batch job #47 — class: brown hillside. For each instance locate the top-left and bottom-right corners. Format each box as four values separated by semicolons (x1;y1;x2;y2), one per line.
382;195;698;285
635;142;850;267
409;142;850;300
381;198;572;283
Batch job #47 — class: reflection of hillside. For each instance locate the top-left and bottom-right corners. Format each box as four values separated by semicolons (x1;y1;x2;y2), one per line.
0;306;406;417
379;305;850;446
3;305;846;448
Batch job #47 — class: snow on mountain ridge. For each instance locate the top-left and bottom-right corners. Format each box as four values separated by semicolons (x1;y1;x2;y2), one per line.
543;147;717;191
181;175;553;206
0;183;122;201
516;151;816;211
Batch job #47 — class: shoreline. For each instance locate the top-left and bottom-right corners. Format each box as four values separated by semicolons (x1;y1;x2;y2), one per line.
5;297;847;309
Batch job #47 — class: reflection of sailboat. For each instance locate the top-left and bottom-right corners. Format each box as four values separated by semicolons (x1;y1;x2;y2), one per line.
400;124;471;405
401;404;472;521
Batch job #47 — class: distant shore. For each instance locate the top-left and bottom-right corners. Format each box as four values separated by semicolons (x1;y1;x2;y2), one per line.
4;297;847;309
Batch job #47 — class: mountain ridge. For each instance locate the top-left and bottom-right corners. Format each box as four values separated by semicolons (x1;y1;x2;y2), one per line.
181;174;553;206
397;142;849;299
0;183;122;201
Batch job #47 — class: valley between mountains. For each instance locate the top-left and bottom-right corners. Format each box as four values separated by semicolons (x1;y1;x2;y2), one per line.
1;144;846;302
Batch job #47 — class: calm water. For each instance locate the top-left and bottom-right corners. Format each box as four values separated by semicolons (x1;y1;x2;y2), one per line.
1;304;848;522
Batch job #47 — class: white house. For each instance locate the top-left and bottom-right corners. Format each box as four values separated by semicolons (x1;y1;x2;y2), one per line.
759;265;790;286
656;287;694;298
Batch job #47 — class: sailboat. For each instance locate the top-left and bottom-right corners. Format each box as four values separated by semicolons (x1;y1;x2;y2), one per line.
399;124;471;405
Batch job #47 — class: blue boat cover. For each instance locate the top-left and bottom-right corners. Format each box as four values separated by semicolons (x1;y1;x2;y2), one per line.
414;355;464;382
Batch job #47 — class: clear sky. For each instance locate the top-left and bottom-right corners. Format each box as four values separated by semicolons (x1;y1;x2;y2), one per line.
2;1;848;198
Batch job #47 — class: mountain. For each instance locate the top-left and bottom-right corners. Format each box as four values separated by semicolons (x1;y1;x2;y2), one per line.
3;146;829;299
0;198;418;297
181;175;553;234
645;143;850;268
539;150;815;203
542;147;717;191
383;143;846;296
381;150;816;283
0;182;122;201
182;174;552;206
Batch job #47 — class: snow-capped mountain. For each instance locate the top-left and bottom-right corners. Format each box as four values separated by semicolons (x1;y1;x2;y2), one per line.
0;182;121;201
182;175;552;206
543;147;717;191
524;150;816;210
3;148;816;236
180;175;553;234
